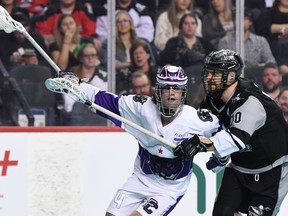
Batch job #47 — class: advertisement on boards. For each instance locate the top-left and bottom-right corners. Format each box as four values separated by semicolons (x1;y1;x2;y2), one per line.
0;128;287;216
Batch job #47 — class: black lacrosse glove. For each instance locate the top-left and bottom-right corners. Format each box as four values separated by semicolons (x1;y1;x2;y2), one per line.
206;154;230;173
173;135;208;159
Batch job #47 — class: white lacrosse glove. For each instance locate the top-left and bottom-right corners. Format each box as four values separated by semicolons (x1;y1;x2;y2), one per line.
206;154;230;173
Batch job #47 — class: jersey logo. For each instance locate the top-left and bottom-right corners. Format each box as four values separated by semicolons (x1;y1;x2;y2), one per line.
197;109;213;122
231;93;243;104
133;95;148;104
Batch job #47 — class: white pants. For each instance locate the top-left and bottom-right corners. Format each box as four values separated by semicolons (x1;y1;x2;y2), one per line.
106;174;182;216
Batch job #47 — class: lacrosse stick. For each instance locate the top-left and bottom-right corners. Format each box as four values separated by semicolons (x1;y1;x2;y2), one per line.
45;77;177;149
0;5;177;149
0;5;62;75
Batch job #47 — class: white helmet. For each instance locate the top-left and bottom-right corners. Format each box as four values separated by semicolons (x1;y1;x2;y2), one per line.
154;65;188;117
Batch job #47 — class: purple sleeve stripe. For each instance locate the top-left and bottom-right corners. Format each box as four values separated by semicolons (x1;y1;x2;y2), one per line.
94;91;122;127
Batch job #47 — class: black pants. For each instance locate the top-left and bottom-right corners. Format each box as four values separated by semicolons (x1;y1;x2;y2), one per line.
213;166;281;216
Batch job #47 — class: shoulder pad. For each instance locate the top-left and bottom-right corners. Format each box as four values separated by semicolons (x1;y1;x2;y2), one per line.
133;95;148;104
197;109;213;122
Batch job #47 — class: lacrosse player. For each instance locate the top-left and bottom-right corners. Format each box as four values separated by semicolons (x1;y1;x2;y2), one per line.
174;49;288;216
45;65;221;215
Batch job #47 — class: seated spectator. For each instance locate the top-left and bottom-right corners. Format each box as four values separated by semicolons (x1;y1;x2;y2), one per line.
129;40;160;86
101;10;142;94
277;87;288;124
218;8;276;67
22;48;39;65
102;10;141;69
255;0;288;74
49;14;93;71
154;0;203;51
0;12;48;70
261;62;282;101
0;0;29;17
96;0;155;43
202;0;234;47
16;0;49;17
129;70;154;96
158;12;214;68
34;0;96;46
64;42;108;126
63;42;107;121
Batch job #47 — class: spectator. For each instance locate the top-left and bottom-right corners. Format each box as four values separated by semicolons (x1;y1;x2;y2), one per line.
218;7;276;67
154;0;203;51
101;10;142;94
16;0;49;17
129;40;160;86
22;48;39;65
96;0;155;43
63;42;107;114
0;0;29;17
129;70;154;96
277;87;288;124
34;0;96;46
71;43;107;88
102;10;141;69
158;12;214;68
261;62;282;101
256;0;288;74
0;12;48;70
202;0;234;47
49;14;93;71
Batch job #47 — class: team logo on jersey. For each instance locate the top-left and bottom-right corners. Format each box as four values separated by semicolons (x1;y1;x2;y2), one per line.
197;109;213;122
133;95;148;104
231;93;242;104
143;198;159;214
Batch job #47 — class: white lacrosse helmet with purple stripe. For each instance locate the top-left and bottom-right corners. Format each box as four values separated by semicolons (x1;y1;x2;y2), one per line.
155;65;188;117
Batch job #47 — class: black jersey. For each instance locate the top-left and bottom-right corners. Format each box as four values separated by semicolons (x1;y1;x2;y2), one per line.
201;78;288;171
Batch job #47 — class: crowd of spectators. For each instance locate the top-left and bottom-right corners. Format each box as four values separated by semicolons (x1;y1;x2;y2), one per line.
0;0;288;126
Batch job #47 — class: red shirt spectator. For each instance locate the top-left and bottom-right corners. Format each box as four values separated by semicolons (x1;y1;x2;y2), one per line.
34;0;96;45
16;0;49;15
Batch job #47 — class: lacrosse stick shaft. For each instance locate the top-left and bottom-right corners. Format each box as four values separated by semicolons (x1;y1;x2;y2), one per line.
0;5;61;74
22;31;61;74
85;100;177;148
45;77;177;148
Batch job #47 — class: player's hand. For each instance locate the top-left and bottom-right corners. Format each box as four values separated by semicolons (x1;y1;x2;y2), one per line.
173;135;208;159
206;154;230;173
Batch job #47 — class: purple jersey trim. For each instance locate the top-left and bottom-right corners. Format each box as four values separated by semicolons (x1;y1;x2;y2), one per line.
94;90;122;126
138;144;193;180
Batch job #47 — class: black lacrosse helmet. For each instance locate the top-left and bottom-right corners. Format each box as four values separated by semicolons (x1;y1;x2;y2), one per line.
202;49;243;100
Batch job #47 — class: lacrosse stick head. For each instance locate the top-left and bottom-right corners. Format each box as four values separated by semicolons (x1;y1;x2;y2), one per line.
45;76;88;104
0;6;26;33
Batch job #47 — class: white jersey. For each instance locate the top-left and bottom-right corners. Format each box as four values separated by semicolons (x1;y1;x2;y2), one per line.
82;83;220;195
81;83;220;214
